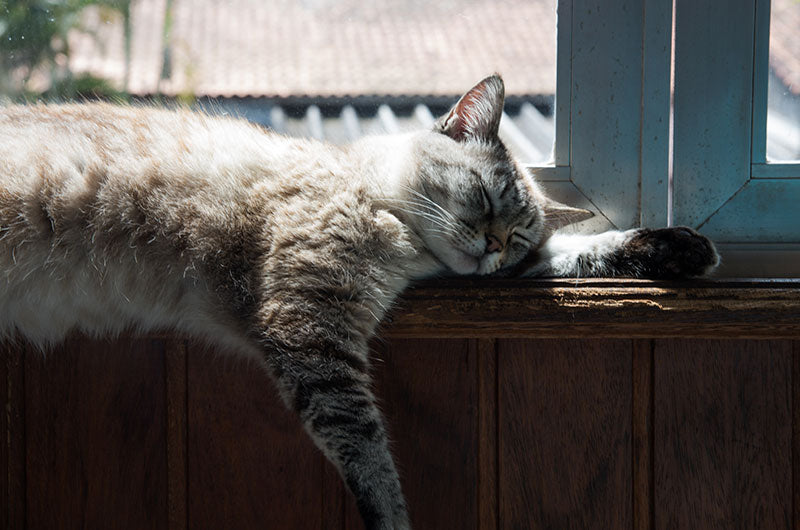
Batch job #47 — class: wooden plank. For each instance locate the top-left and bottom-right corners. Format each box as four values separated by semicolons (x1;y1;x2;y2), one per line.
794;340;800;530
672;0;755;228
346;339;480;529
24;337;169;529
497;339;632;528
186;341;331;530
654;339;791;529
384;279;800;339
322;458;345;530
107;280;800;340
633;340;654;530
477;339;498;530
2;343;7;530
3;342;26;530
165;339;188;530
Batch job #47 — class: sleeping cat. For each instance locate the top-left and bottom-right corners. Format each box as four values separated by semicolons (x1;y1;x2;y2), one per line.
0;75;717;529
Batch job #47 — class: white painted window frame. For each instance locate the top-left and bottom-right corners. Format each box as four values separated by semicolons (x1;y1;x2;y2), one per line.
531;0;799;277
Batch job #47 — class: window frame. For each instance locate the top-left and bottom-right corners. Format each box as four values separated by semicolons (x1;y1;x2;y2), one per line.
528;0;671;233
531;0;799;277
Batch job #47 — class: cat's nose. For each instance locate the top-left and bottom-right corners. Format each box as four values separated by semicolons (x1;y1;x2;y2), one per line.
485;233;503;253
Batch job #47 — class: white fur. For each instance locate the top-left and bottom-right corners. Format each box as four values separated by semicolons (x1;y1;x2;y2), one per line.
523;229;637;277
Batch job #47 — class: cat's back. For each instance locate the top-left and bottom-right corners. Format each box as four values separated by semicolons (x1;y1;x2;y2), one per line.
0;103;295;344
0;102;275;175
0;103;410;347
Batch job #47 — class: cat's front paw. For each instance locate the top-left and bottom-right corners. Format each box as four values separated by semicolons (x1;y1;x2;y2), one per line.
625;227;719;279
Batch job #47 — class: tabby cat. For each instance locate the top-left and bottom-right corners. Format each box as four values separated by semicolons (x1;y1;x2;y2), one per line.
0;75;718;529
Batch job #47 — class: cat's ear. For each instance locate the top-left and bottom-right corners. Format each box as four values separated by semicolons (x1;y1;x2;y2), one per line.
542;196;594;232
435;74;504;142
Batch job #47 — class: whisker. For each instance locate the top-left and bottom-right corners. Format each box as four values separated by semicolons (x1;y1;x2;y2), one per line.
389;206;457;232
402;186;459;223
382;198;459;226
386;201;461;232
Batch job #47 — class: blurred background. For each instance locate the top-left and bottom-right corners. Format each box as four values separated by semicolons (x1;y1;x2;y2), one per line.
0;0;797;162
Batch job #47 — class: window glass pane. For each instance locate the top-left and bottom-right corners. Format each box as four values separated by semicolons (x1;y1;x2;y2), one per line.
767;0;800;162
0;0;557;164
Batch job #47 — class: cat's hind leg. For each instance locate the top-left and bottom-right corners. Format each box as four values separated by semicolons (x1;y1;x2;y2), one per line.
264;339;410;530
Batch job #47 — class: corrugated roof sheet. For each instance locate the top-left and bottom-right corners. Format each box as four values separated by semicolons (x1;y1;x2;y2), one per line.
210;99;556;164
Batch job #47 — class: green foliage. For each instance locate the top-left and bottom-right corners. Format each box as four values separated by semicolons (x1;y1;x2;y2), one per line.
0;0;130;100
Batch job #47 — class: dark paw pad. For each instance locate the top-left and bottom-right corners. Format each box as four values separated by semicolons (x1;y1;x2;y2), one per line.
627;227;719;279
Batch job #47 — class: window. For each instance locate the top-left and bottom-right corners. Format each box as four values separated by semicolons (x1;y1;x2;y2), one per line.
672;0;799;275
532;0;799;276
528;0;673;239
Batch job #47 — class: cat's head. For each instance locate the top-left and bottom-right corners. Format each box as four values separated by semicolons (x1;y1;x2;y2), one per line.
405;75;591;275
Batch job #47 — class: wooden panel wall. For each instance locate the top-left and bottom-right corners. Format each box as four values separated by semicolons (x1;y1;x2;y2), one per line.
653;340;792;529
498;339;632;529
3;337;799;529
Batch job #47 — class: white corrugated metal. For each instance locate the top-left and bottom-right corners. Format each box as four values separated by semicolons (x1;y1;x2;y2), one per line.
216;100;555;165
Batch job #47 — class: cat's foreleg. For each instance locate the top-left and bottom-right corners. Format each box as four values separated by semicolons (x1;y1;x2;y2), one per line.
263;337;410;530
522;227;719;279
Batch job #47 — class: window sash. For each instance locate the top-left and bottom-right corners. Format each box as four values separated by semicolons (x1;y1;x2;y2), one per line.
534;0;798;276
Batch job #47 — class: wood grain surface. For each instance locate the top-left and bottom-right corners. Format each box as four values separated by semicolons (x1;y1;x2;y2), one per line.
165;340;188;530
385;279;800;338
186;341;336;530
23;338;169;530
477;339;498;530
633;340;654;530
497;339;633;529
4;282;800;530
3;343;25;530
2;343;9;530
345;338;481;529
654;339;792;529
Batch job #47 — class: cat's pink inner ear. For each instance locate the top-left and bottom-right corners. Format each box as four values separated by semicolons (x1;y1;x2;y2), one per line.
438;75;505;142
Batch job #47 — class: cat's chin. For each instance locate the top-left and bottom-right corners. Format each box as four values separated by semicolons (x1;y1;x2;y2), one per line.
441;248;481;275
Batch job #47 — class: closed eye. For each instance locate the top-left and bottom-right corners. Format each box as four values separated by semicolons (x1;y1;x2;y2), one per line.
510;231;535;246
480;183;493;217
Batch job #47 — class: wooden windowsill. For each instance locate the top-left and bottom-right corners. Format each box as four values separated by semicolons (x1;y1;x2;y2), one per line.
383;278;800;339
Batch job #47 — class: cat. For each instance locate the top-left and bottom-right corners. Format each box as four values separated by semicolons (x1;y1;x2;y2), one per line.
0;75;718;529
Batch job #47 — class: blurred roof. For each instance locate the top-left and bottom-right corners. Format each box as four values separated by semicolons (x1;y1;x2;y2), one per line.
68;0;556;98
67;0;799;99
770;0;800;96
